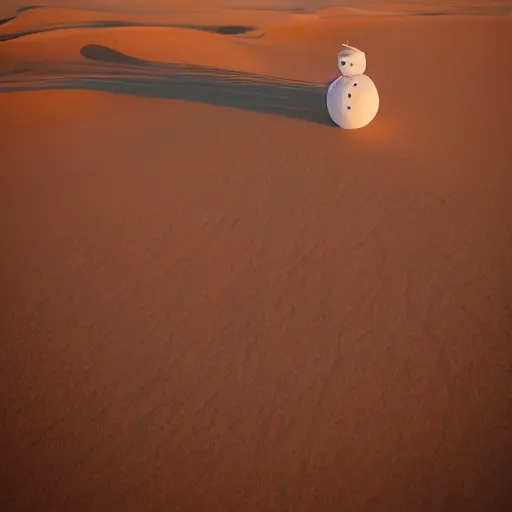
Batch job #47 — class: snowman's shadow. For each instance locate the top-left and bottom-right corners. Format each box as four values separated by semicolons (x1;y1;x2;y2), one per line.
0;44;336;128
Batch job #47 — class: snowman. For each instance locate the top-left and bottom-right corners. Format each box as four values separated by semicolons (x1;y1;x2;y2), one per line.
326;44;379;129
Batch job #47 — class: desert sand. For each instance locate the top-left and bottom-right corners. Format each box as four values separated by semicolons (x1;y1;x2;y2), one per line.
1;1;511;511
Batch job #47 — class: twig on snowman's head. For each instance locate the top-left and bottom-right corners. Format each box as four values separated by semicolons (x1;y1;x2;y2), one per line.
342;43;362;53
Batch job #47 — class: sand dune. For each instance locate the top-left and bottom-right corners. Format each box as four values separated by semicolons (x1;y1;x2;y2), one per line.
0;5;313;39
1;3;511;511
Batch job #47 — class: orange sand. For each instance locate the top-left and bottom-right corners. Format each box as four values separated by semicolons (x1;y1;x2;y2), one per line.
1;3;511;511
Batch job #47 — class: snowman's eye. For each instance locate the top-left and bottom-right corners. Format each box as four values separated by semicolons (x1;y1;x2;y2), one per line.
347;106;351;110
354;83;358;86
341;61;346;66
348;93;352;98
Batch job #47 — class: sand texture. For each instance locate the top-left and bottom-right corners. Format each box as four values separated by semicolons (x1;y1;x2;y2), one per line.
1;2;511;511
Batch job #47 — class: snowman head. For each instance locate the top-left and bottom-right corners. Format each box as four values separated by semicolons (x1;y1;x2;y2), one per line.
337;44;366;77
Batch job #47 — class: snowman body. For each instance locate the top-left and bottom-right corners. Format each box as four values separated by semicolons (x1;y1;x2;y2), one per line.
326;45;379;129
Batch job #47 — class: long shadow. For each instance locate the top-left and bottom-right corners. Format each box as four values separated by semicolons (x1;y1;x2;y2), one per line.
0;44;335;127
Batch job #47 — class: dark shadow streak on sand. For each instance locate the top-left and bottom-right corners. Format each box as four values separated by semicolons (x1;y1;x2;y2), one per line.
0;44;334;127
0;16;15;26
17;6;43;13
0;20;255;42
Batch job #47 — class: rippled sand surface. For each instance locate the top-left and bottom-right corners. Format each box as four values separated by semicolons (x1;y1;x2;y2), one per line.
1;3;511;511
